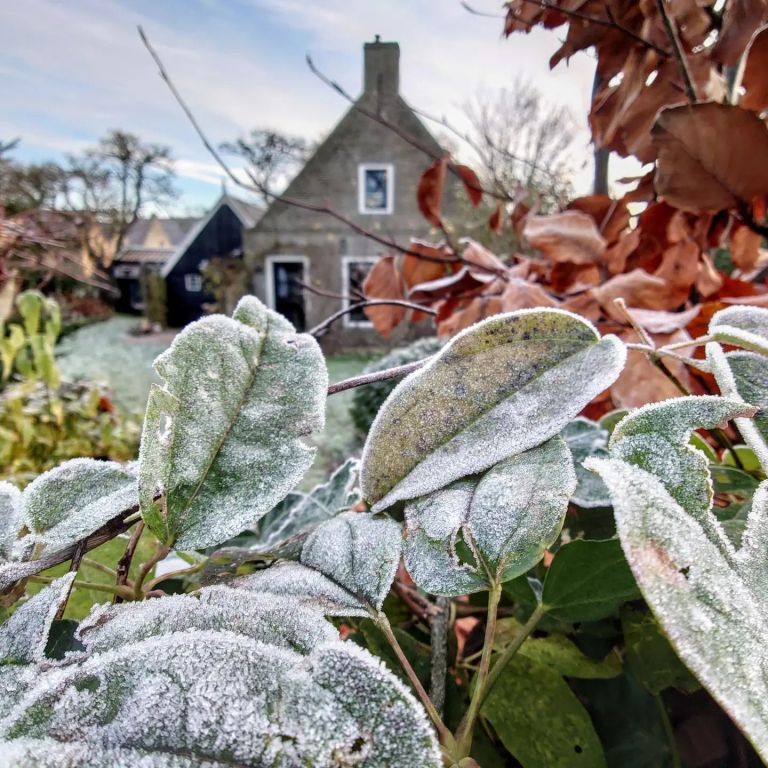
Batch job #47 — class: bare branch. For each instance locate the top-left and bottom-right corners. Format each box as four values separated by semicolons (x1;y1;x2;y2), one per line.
654;0;698;102
309;299;436;339
327;357;431;396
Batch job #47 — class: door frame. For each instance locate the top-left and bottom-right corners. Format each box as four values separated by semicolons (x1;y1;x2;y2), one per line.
264;255;310;317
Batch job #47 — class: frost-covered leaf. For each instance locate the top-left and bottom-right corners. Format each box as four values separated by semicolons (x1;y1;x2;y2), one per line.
138;296;327;550
0;574;74;665
0;630;442;767
541;539;640;622
709;305;768;355
77;586;336;655
0;559;55;593
708;342;768;473
0;482;22;561
482;654;607;768
589;457;768;762
249;458;360;554
403;438;575;595
233;561;370;616
362;308;625;511
301;511;401;611
561;418;611;508
610;396;754;546
21;459;136;553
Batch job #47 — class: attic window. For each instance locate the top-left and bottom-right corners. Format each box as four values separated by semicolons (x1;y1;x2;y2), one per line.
185;274;203;292
358;163;394;214
342;256;377;327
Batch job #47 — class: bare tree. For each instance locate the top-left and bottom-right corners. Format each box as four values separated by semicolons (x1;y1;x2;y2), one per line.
220;129;309;204
465;80;580;209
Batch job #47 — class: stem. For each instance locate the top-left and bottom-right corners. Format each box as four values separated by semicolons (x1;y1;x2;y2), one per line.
655;0;697;103
430;596;450;716
29;574;134;601
114;521;144;604
455;583;502;756
655;694;682;768
81;558;118;578
377;614;455;751
327;357;431;396
309;299;436;339
133;542;171;599
482;603;546;707
142;561;204;593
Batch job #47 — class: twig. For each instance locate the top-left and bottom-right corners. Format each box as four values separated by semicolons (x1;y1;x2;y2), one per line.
430;595;450;717
114;520;144;604
29;574;134;601
309;299;436;338
133;542;171;599
81;558;118;578
613;298;654;347
327;357;431;396
654;0;697;103
142;561;205;593
393;579;439;622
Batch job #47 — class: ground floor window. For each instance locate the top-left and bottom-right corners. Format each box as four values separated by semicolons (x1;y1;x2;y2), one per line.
342;256;377;327
184;273;202;292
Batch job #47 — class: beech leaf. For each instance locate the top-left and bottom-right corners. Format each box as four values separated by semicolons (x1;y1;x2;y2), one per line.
138;296;327;550
361;308;625;511
417;156;447;227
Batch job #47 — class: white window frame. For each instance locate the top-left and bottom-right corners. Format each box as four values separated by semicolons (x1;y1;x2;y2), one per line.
184;273;202;292
358;163;394;215
265;255;310;314
341;256;378;328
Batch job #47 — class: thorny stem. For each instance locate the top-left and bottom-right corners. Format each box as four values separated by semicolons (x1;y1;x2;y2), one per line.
376;614;456;754
29;574;134;601
455;583;502;756
114;520;144;604
481;603;546;707
655;0;698;103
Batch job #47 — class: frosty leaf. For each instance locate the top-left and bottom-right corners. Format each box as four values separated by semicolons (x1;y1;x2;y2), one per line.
301;511;401;611
0;630;442;767
708;342;768;473
0;574;74;665
138;296;327;550
403;438;575;595
709;305;768;355
233;561;370;616
735;481;768;595
561;418;611;508
0;559;55;593
77;586;336;655
249;458;361;554
610;396;754;540
0;482;22;561
589;457;768;762
361;308;625;511
21;459;137;553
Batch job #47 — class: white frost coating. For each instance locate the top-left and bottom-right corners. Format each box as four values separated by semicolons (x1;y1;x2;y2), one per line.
77;586;336;655
0;574;74;664
138;296;328;550
250;458;361;553
0;630;441;767
708;342;768;475
735;481;768;595
371;336;624;511
710;305;768;355
233;561;370;616
0;482;22;561
404;438;574;595
589;457;768;762
20;459;137;553
0;559;55;592
610;395;753;551
561;418;611;508
301;512;401;611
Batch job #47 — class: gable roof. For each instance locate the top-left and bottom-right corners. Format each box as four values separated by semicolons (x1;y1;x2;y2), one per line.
159;193;263;278
123;216;199;249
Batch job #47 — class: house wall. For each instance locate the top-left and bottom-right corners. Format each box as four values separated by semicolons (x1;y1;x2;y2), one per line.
246;43;456;350
166;204;244;327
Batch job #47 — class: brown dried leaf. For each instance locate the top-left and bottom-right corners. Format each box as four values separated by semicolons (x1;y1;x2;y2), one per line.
730;222;763;272
652;103;768;213
741;24;768;112
362;255;406;337
696;252;724;298
402;241;451;289
605;229;641;275
624;305;701;334
461;239;508;280
523;211;607;265
488;202;503;234
653;238;700;308
567;194;630;244
417;156;448;227
712;0;768;66
452;164;483;207
594;269;670;319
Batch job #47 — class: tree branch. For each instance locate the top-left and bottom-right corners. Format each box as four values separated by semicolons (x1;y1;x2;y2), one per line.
308;299;436;338
327;357;431;396
654;0;698;103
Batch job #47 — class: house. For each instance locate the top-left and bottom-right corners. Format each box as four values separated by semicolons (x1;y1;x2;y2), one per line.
112;194;261;326
246;38;455;348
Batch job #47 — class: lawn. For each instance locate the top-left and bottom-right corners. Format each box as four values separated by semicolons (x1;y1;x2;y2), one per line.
55;316;376;489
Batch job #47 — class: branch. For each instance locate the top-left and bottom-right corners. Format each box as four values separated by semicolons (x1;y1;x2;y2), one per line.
430;595;450;717
327;357;431;396
308;299;436;338
114;520;144;603
654;0;698;102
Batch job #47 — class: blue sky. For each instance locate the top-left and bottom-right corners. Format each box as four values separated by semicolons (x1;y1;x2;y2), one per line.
1;1;625;215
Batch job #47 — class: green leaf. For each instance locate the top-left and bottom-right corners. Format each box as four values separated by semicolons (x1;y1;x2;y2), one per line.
403;437;575;595
495;619;621;679
589;455;768;762
709;305;768;355
21;459;137;553
542;539;641;621
482;654;607;768
621;606;699;695
362;308;625;511
0;482;22;561
138;296;327;549
562;418;611;508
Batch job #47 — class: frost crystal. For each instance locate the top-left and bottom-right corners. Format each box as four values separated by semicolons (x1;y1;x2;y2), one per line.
0;481;22;561
361;308;625;511
20;459;137;553
561;418;611;508
404;437;575;595
589;456;768;763
710;305;768;355
138;296;328;550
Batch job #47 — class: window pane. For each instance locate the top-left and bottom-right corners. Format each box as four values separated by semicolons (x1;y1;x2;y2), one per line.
364;169;388;211
346;261;374;324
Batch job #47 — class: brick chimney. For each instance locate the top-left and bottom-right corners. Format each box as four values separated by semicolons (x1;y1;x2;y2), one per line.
363;36;399;99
